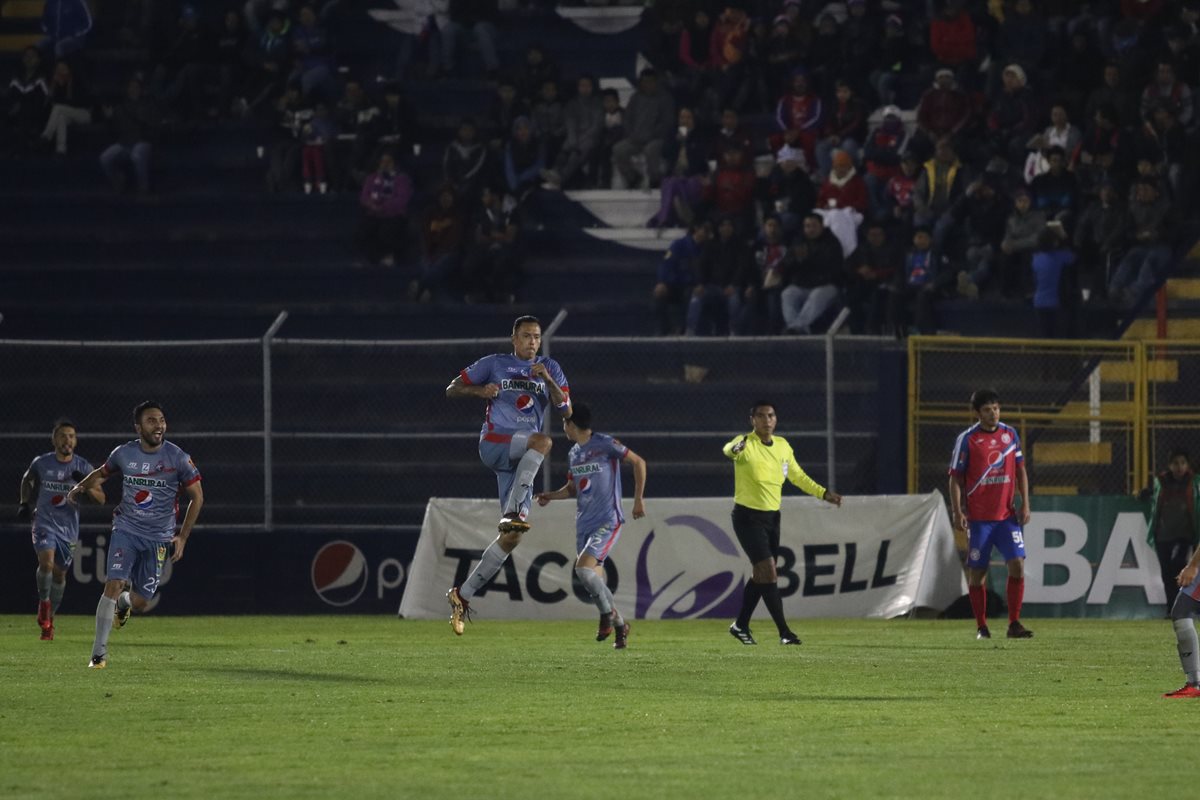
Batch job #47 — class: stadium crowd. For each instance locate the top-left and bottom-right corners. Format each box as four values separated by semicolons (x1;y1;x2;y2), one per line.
4;0;1199;333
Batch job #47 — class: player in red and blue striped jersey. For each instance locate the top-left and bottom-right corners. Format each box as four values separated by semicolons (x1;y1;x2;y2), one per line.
947;389;1034;641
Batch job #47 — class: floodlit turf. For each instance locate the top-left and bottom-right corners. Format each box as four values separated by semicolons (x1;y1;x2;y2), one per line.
0;614;1192;799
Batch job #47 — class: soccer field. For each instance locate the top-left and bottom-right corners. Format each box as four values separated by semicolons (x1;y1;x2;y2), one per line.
0;615;1188;799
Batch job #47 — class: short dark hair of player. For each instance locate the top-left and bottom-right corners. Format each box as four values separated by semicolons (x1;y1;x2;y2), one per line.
749;400;775;416
134;400;164;425
568;403;592;431
52;418;76;435
512;315;540;335
1170;447;1191;464
970;389;1000;411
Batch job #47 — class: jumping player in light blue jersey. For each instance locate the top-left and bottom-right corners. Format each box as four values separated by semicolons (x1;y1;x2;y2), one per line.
18;419;103;641
445;315;572;635
69;401;204;669
536;403;646;649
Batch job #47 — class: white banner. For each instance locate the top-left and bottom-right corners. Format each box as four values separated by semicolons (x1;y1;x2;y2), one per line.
400;493;965;620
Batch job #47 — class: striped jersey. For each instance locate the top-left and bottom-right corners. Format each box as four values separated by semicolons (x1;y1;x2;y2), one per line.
948;422;1023;521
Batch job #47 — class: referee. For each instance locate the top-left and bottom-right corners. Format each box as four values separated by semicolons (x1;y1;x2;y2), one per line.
724;400;842;646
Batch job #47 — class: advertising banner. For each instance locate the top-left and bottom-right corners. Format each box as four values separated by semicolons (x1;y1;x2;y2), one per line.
400;493;965;620
1024;496;1163;618
0;528;418;615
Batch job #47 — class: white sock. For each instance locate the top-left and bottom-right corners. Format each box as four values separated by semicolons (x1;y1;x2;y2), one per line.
460;540;510;600
50;581;66;614
503;449;545;517
575;567;614;614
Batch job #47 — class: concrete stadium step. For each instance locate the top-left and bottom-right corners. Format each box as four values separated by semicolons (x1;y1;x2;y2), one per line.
566;189;660;228
582;226;683;252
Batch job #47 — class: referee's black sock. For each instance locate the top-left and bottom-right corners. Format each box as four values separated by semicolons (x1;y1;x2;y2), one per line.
736;581;762;630
758;582;790;637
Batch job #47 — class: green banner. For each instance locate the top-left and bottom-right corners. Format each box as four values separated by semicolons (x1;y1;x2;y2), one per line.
1008;497;1165;619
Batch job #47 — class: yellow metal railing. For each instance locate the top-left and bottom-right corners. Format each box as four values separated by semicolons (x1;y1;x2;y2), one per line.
906;336;1181;495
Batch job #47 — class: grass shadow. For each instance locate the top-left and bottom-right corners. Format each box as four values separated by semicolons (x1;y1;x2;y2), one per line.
195;666;389;685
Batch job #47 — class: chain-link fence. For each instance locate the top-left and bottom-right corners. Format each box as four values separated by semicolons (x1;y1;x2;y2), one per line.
0;329;901;531
908;336;1146;496
1146;341;1200;487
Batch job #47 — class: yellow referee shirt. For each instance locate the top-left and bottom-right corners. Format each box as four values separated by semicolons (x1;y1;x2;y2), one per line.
722;433;827;511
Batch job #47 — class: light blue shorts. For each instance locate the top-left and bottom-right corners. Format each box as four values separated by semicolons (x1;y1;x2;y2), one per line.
479;431;532;515
106;530;170;599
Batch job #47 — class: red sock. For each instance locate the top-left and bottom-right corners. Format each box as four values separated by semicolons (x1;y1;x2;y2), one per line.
1007;577;1024;624
968;585;987;628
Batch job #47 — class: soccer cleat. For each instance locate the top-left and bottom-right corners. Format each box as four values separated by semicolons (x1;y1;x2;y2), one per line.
40;624;54;641
596;614;613;642
87;655;106;670
446;587;471;636
613;621;630;650
497;515;530;534
113;601;132;630
1006;621;1033;639
780;631;802;646
37;600;51;631
729;623;757;645
976;625;991;640
1164;684;1200;698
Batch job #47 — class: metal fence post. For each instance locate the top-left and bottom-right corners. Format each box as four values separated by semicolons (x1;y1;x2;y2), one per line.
262;311;289;531
824;308;851;492
540;308;569;492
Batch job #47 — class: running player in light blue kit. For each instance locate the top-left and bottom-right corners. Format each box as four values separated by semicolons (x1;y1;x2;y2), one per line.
69;401;204;669
445;315;572;635
535;403;646;649
18;419;103;641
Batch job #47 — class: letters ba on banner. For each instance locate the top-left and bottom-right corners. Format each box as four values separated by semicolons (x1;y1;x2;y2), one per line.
399;494;965;620
1023;496;1165;618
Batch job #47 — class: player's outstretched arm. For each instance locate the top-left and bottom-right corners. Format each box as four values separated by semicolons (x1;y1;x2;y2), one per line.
536;482;576;506
624;449;647;519
172;481;204;563
446;374;499;400
67;466;108;506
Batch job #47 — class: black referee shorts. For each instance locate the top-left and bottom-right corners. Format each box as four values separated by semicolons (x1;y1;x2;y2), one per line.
731;504;781;565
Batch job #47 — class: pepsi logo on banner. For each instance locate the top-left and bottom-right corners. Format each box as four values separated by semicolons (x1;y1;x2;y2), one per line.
311;541;368;606
134;490;154;509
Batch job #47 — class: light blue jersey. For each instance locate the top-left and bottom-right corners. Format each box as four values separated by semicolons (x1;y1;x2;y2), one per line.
460;353;570;441
28;452;94;541
568;432;629;535
102;440;201;542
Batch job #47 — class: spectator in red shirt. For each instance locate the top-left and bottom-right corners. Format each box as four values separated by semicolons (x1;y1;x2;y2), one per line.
914;68;972;159
775;68;822;162
704;145;757;232
814;80;868;178
817;150;869;214
929;0;977;70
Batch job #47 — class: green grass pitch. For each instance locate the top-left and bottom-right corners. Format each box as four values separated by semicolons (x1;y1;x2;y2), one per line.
0;615;1192;799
